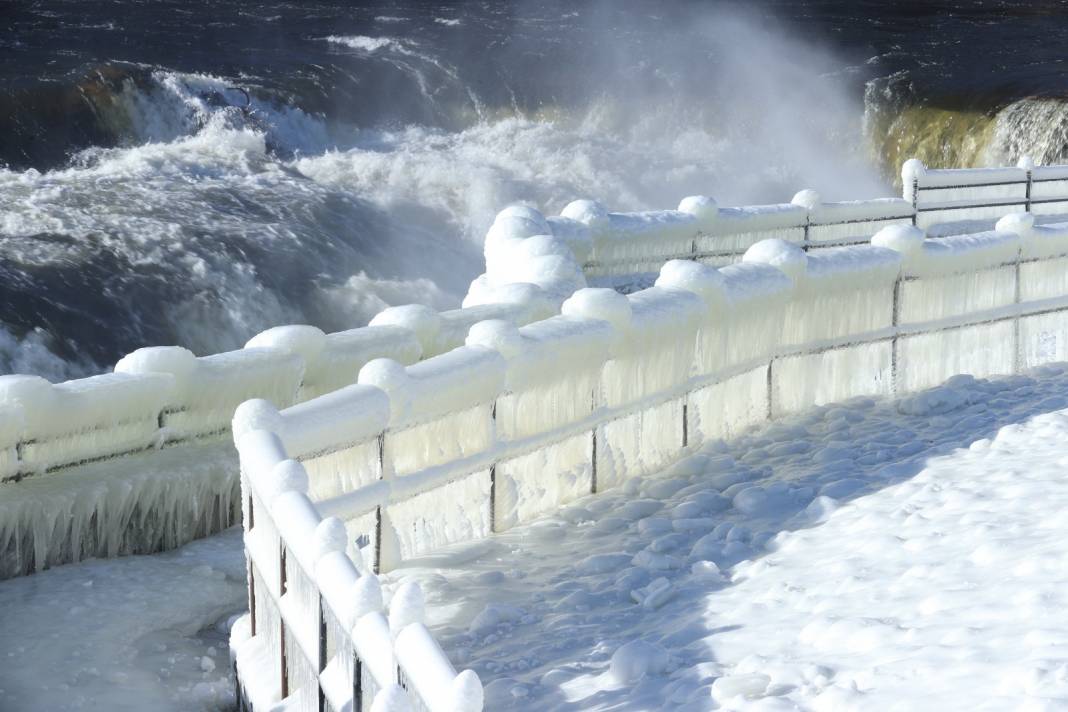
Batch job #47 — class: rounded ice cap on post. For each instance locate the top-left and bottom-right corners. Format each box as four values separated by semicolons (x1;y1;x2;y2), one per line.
995;212;1035;239
742;238;807;283
561;288;632;332
486;214;547;243
359;358;411;424
313;517;349;562
245;324;327;365
352;574;384;622
114;345;197;391
231;398;283;443
466;319;523;361
388;581;425;637
677;195;718;229
561;199;610;234
495;204;550;235
790;189;821;211
871;224;926;258
1017;155;1036;170
655;259;726;307
901;158;927;190
370;304;441;355
270;459;309;499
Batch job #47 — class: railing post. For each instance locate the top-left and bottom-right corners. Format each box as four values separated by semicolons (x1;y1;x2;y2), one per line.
246;492;256;637
1026;169;1033;213
353;654;363;711
318;595;327;712
373;506;382;575
891;277;901;396
765;359;774;420
910;179;918;226
682;402;688;448
279;544;289;700
489;399;497;533
1013;252;1023;373
590;428;598;494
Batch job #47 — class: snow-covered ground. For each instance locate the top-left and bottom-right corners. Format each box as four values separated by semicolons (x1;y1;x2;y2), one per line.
387;364;1068;711
0;528;246;711
6;364;1068;711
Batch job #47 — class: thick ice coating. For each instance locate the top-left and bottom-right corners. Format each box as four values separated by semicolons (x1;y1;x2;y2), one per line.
743;238;808;282
677;195;718;228
560;199;610;234
465;320;524;361
370;305;442;355
654;259;727;306
561;288;633;333
871;224;926;257
244;324;327;365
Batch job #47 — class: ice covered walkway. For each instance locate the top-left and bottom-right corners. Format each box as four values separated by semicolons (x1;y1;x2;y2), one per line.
386;364;1068;711
0;528;246;711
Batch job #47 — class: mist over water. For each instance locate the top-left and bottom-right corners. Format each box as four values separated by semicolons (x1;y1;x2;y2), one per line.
3;0;1067;378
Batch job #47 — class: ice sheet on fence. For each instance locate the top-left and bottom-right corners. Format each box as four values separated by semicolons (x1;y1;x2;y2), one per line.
248;324;422;401
0;440;237;578
0;371;172;473
117;345;304;441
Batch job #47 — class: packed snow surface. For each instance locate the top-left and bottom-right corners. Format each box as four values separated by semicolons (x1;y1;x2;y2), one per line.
0;528;246;711
384;364;1068;711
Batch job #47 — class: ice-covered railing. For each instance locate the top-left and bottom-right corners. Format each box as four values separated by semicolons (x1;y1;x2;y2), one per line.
230;211;1068;710
905;156;1068;229
462;191;915;283
0;259;575;578
461;158;1068;284
231;395;484;712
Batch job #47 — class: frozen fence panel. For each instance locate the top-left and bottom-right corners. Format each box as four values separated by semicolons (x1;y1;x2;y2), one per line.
905;159;1029;229
0;371;172;474
1028;164;1068;216
247;324;423;402
804;195;914;247
117;345;304;442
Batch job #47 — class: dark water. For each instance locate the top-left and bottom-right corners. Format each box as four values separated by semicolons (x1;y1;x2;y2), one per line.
2;0;1067;378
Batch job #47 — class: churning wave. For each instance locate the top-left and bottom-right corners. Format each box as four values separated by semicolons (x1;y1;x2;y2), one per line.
8;4;975;380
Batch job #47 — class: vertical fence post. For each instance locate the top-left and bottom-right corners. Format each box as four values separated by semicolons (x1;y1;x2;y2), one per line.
682;402;688;448
373;506;382;575
891;277;902;396
1013;252;1023;373
489;399;497;533
765;359;774;421
246;492;257;637
910;179;919;227
318;594;327;712
1025;168;1033;213
279;544;289;700
353;654;363;712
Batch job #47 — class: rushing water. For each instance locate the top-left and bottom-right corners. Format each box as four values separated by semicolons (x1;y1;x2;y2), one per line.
3;0;1068;378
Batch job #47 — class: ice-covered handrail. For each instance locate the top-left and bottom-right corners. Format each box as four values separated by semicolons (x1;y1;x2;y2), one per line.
904;157;1068;230
231;421;484;711
232;209;1068;710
